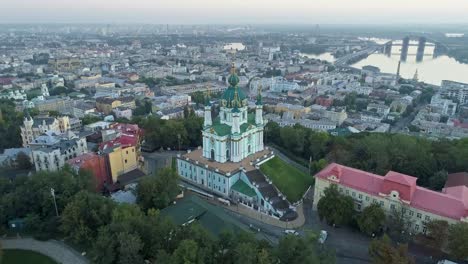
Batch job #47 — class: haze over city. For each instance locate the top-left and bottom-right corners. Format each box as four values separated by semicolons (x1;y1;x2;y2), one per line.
1;1;468;264
2;0;468;24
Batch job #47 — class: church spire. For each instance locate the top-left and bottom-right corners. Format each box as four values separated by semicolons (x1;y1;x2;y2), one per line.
204;89;211;106
256;85;263;106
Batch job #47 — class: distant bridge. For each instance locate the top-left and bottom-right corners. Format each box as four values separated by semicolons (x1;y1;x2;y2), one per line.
382;36;449;62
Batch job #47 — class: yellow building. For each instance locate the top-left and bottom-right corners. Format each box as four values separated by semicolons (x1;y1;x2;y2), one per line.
96;97;122;115
107;145;138;182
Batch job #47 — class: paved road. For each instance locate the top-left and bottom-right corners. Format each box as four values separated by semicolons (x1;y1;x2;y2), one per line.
390;104;425;133
1;237;89;264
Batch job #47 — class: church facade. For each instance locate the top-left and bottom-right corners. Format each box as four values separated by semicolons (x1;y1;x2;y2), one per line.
177;66;293;218
202;67;264;163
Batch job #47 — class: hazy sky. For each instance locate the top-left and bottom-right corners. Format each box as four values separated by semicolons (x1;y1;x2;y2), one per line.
1;0;468;24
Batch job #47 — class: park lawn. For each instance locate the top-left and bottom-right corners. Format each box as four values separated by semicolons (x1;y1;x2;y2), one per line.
260;156;313;203
3;249;57;264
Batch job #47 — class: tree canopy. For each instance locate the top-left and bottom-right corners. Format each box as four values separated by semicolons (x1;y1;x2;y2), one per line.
447;222;468;260
368;234;414;264
357;203;386;236
136;167;180;211
266;121;468;190
317;185;355;226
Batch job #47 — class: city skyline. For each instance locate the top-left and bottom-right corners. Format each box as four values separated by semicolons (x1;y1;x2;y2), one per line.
2;0;468;24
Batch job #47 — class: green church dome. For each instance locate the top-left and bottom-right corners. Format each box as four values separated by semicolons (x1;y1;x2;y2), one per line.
228;73;240;87
222;64;246;108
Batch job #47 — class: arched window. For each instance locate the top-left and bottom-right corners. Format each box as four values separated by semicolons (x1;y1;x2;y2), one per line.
248;145;251;154
211;149;215;160
226;149;230;160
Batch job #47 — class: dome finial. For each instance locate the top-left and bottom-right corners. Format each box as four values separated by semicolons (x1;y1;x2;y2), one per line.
228;62;240;87
230;62;236;74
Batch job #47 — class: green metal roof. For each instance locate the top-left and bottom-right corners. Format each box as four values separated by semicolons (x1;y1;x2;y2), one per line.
209;114;257;137
222;87;247;107
231;180;257;197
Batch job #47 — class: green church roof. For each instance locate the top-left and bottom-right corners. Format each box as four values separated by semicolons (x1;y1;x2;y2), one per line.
209;114;257;137
231;180;257;197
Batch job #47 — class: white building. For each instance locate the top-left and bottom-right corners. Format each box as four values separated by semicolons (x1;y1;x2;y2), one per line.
20;114;71;147
32;131;88;172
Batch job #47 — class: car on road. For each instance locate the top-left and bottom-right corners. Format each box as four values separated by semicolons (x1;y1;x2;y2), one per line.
284;229;299;236
249;224;261;233
318;230;328;244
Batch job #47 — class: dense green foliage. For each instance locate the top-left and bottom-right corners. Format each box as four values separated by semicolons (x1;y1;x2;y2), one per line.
0;168;94;238
357;204;386;236
80;115;102;125
90;205;333;264
61;191;115;246
48;86;74;96
133;99;152;116
317;185;355;226
136;168;180;211
447;222;468;260
368;235;414;264
138;115;203;150
266;122;468;189
425;220;449;250
0;99;24;151
259;156;312;202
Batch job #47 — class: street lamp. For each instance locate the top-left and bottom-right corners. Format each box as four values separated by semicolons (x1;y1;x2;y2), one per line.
50;188;59;217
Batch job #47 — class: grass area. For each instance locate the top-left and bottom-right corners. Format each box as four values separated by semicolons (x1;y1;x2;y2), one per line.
268;143;309;168
2;249;57;264
260;156;313;203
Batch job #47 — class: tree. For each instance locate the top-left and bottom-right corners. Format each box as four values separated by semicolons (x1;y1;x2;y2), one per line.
116;232;144;264
368;234;414;264
386;207;412;243
16;151;32;170
308;132;330;161
61;191;115;246
317;185;355;226
136;168;180;211
428;170;447;191
233;242;257;264
0;241;3;263
425;220;449;250
358;203;385;236
447;222;468;260
91;226;117;264
171;239;203;264
275;233;322;264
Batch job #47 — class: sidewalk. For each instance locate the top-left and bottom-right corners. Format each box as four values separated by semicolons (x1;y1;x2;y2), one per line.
1;237;89;264
223;202;306;229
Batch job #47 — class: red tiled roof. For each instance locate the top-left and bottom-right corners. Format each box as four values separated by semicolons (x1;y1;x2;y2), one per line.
100;134;138;150
67;152;99;167
316;163;468;220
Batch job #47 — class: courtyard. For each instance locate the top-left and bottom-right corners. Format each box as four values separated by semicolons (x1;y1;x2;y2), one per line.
260;156;313;202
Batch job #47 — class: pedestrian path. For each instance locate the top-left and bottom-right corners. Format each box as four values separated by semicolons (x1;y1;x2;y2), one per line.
1;237;89;264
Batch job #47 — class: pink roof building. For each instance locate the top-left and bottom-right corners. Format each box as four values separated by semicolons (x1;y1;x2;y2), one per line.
316;163;468;222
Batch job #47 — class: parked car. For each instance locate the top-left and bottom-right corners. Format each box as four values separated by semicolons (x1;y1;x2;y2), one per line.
318;230;328;244
284;229;299;236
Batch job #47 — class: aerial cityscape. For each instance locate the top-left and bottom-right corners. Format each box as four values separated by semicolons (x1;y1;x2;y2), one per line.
0;1;468;264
